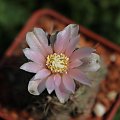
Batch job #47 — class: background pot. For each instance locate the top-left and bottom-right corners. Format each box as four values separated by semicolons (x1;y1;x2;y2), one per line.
0;9;120;120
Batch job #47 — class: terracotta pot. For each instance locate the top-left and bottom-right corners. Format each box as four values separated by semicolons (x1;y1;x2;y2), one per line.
0;9;120;120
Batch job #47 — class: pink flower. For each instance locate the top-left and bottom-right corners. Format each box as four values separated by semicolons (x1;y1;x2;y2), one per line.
20;24;100;103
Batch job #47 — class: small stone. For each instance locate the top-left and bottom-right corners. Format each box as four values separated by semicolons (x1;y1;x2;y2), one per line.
93;103;106;117
107;91;117;101
110;54;116;62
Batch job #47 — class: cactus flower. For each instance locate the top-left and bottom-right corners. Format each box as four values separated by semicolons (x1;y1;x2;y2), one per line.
20;24;100;103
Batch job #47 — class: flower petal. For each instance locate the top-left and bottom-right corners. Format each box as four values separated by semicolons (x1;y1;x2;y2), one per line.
68;68;91;86
70;47;95;61
26;32;48;56
54;26;70;53
65;35;80;57
54;74;61;87
69;59;83;69
46;75;55;94
28;78;45;95
23;48;45;64
80;53;101;72
55;81;70;103
54;24;79;54
68;24;79;39
62;74;75;93
34;69;51;80
38;80;46;94
34;28;53;54
20;62;42;73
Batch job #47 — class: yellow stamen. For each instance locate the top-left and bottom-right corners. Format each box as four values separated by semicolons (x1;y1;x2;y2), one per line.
46;53;69;73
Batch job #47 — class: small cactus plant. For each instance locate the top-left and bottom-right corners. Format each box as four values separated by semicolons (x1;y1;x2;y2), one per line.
20;24;106;120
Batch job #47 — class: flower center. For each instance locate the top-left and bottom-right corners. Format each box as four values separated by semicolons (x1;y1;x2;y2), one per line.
46;53;69;73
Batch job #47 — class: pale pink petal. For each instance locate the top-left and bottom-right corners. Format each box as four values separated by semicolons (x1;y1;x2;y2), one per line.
54;26;70;53
38;79;46;94
70;47;95;61
34;28;53;54
62;74;75;93
69;59;83;69
68;24;79;39
20;62;42;73
65;35;80;57
26;32;39;51
28;78;46;95
26;32;48;56
23;48;45;64
28;80;40;95
46;75;55;94
54;74;61;86
54;24;79;54
80;53;100;72
55;81;70;103
68;68;91;86
34;69;51;80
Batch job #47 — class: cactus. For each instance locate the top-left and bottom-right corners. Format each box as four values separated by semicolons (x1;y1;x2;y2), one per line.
19;24;107;120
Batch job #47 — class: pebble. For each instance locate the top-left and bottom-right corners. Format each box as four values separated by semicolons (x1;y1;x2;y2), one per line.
107;91;117;101
110;54;116;62
93;103;106;117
